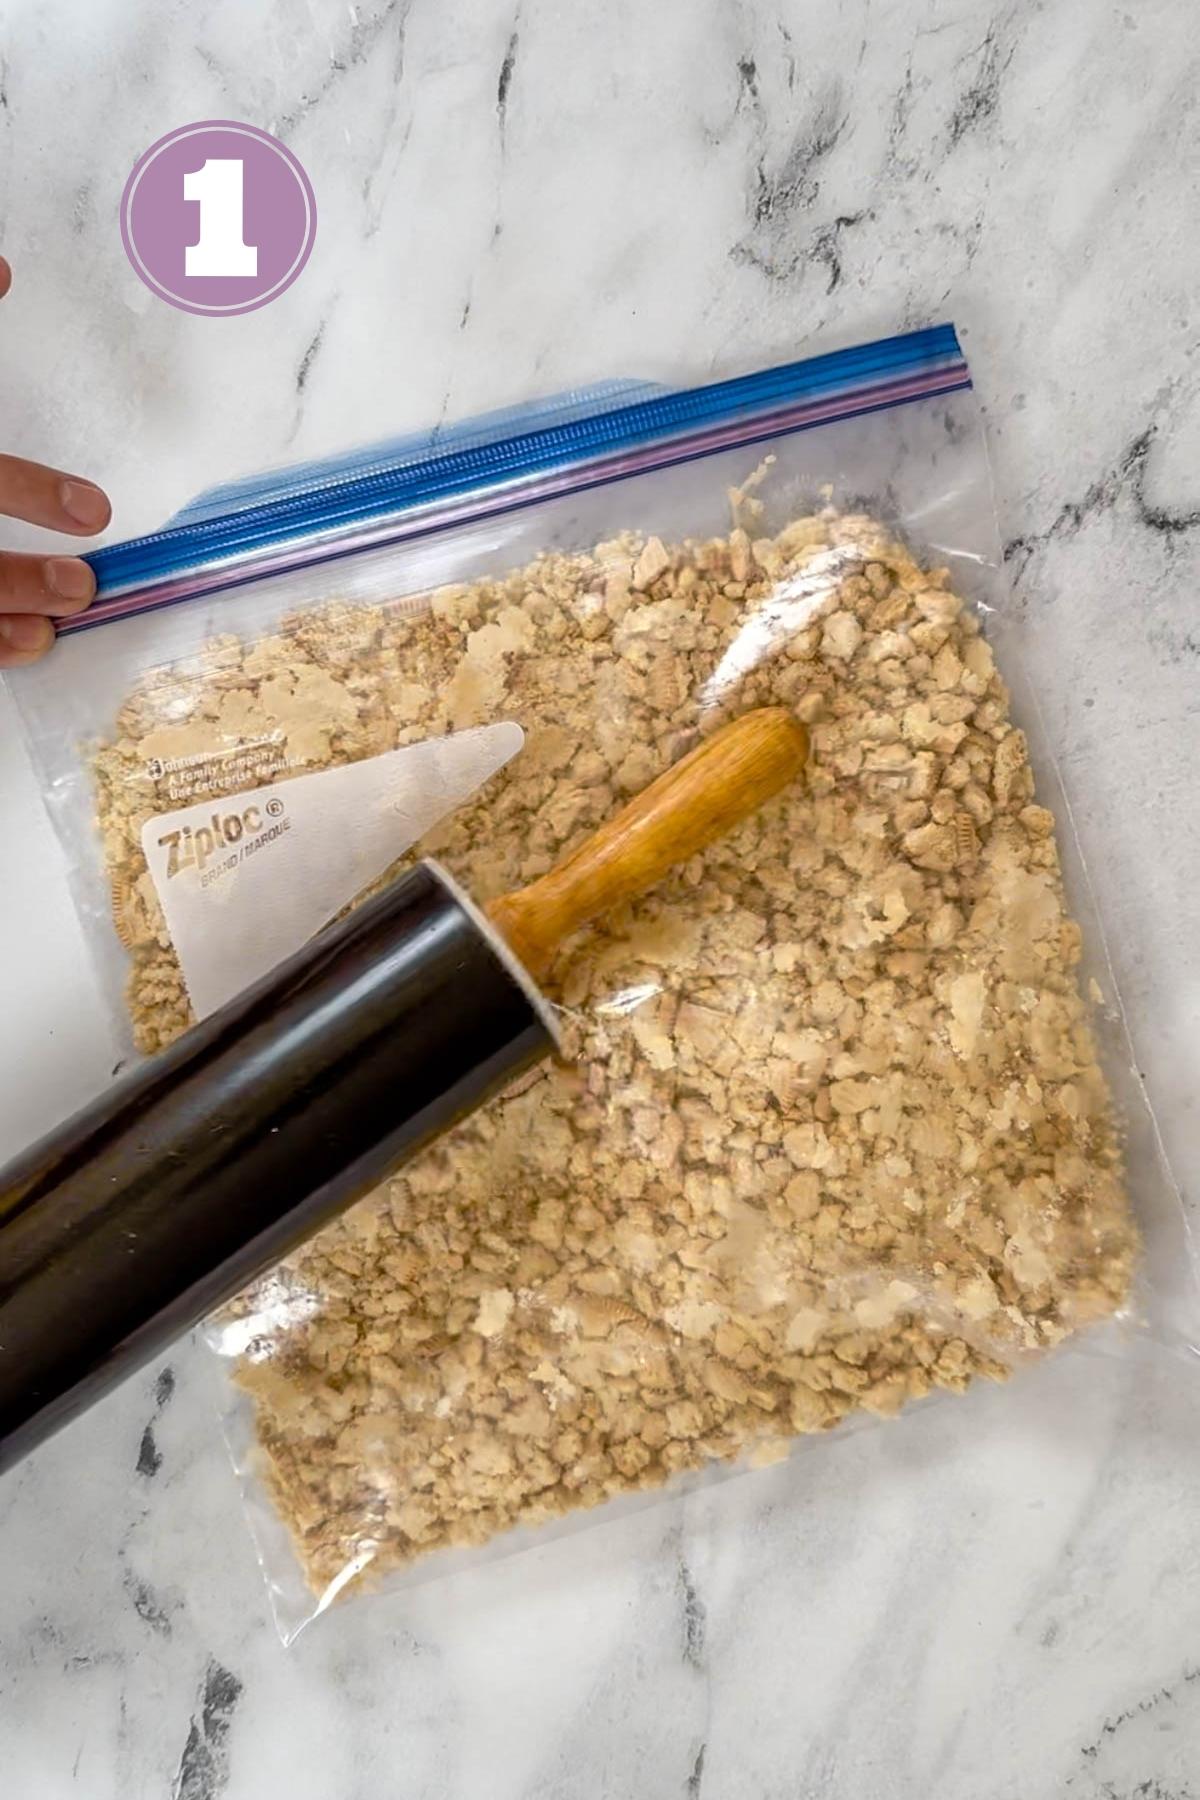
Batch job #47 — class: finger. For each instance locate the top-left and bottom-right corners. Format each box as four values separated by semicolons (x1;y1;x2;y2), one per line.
0;257;11;301
0;454;111;534
0;550;96;616
0;613;55;667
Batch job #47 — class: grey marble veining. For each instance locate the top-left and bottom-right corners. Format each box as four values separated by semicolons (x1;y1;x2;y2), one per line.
0;1;1197;1796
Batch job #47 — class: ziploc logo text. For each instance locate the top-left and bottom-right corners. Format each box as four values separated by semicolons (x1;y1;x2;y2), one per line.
142;722;523;1019
157;797;288;878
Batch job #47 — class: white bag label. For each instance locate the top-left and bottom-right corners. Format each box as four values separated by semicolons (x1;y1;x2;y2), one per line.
142;722;524;1019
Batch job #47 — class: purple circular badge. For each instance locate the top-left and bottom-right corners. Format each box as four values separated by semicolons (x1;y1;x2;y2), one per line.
120;121;316;316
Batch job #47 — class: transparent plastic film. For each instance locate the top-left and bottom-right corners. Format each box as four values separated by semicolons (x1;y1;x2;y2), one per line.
4;326;1189;1645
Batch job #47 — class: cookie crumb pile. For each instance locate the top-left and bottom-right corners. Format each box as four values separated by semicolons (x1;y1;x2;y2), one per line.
91;504;1137;1598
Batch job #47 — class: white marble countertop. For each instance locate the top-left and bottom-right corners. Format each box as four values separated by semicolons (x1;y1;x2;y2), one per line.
1;2;1197;1795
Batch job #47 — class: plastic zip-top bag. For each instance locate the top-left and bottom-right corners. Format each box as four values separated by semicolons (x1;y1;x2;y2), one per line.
7;325;1192;1643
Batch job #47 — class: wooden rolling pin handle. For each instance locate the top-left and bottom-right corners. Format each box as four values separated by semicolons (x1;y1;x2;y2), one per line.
487;707;808;982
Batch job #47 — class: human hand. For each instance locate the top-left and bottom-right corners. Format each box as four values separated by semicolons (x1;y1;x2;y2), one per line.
0;257;112;669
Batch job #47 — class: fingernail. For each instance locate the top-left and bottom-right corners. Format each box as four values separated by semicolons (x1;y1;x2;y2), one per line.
46;556;95;606
0;614;54;651
59;480;110;529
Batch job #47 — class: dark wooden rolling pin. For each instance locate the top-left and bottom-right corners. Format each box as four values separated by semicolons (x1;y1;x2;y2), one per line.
0;708;807;1474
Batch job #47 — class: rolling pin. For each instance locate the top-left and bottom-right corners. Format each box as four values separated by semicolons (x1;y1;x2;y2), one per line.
0;708;807;1474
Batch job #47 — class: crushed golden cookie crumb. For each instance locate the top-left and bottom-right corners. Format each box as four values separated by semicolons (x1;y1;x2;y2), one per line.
91;505;1137;1600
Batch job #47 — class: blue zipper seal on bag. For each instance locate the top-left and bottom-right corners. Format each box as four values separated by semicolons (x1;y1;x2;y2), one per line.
68;324;970;635
167;379;667;527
